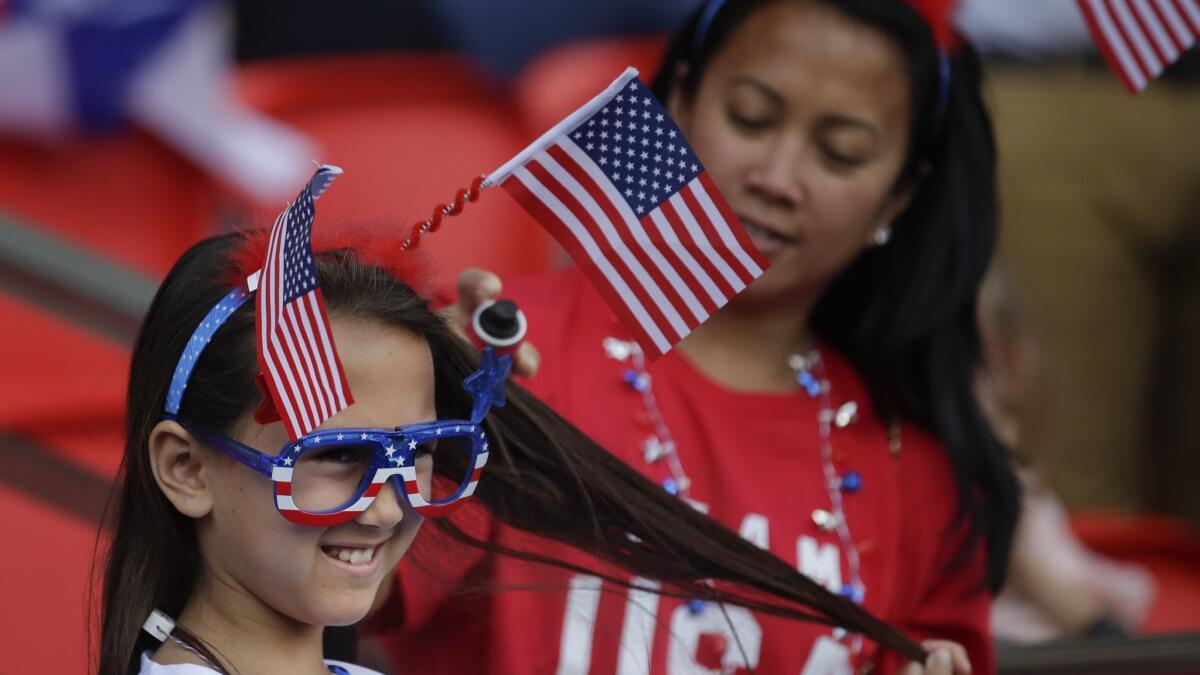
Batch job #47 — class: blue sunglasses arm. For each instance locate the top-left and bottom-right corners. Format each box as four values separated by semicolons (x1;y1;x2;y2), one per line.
164;415;276;479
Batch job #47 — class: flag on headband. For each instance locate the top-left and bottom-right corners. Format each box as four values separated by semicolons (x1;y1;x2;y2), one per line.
487;68;768;360
256;165;353;440
1077;0;1200;93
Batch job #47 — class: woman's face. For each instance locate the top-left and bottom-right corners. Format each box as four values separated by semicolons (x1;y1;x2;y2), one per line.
200;316;435;628
670;0;916;306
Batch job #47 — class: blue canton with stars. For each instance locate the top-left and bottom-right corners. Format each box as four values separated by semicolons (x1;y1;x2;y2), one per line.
165;285;252;415
568;78;704;216
281;187;319;304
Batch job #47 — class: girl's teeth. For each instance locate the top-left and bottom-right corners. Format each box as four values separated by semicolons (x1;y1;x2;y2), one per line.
327;546;376;565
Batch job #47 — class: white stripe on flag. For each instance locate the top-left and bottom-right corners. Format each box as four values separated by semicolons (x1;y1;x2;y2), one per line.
1181;0;1200;35
277;309;322;430
262;213;303;436
270;331;314;434
689;179;764;278
667;192;746;293
293;294;340;416
537;150;691;339
1134;0;1181;60
513;166;672;355
1089;0;1149;89
285;301;332;421
1112;0;1165;75
558;139;710;325
306;293;350;409
646;208;727;308
1153;0;1194;45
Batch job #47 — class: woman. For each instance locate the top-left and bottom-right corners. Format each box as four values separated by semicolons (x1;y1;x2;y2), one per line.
375;0;1016;673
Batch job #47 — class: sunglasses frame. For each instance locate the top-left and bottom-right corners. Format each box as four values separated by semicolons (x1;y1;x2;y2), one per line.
181;420;490;525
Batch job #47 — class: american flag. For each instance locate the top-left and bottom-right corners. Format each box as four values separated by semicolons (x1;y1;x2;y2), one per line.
256;165;353;440
1077;0;1200;93
489;68;768;359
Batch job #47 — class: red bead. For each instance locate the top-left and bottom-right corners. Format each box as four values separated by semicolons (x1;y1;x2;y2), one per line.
695;633;728;670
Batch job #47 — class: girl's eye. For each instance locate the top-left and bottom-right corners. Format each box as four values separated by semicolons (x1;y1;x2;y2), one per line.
307;444;371;464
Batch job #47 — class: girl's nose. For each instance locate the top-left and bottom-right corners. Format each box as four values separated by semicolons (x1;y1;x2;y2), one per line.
355;479;405;529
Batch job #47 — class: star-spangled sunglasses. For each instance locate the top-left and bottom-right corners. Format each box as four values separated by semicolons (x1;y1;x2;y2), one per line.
161;284;511;525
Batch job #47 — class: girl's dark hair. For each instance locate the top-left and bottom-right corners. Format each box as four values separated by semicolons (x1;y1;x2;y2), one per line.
97;232;928;675
651;0;1019;591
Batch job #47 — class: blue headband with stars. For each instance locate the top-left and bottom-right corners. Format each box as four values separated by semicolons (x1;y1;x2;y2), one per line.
164;285;252;416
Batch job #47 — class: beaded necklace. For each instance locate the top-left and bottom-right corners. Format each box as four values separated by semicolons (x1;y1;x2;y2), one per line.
606;337;889;664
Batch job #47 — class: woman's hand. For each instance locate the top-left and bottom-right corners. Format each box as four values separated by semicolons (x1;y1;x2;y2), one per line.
450;268;541;377
901;640;972;675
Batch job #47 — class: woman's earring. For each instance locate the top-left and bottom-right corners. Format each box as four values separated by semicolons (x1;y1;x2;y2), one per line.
872;225;892;246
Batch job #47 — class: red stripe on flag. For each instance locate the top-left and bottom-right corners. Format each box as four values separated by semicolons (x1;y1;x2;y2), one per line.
637;210;721;317
267;337;312;438
547;144;702;329
291;295;338;418
363;483;384;498
658;197;737;299
274;315;321;437
284;301;331;422
308;289;353;410
1079;0;1144;93
1107;0;1158;78
501;176;664;358
1130;0;1172;64
533;151;684;339
698;172;769;272
275;482;293;496
679;185;753;289
524;158;674;351
470;467;484;483
1151;0;1189;51
1175;0;1200;35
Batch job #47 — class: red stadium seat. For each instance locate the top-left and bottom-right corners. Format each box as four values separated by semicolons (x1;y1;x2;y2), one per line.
516;36;667;138
1070;511;1200;634
235;53;558;295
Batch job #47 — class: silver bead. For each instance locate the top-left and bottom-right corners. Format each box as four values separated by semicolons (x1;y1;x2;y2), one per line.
604;337;636;361
642;436;666;463
834;401;859;428
832;627;848;641
812;509;839;531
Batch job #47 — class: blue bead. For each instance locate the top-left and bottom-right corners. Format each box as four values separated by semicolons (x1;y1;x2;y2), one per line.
840;472;862;493
663;478;679;495
688;598;705;615
622;369;639;385
841;584;854;598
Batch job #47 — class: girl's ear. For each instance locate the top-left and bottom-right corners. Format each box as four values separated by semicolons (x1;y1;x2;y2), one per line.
148;420;215;519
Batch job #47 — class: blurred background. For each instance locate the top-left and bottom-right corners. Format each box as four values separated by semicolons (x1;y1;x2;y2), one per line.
2;0;1199;672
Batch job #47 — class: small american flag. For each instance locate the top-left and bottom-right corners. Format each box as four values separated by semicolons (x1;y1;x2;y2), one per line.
489;68;768;359
1077;0;1200;93
256;165;353;440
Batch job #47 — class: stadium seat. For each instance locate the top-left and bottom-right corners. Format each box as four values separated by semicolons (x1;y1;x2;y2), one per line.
1070;511;1200;634
515;36;667;138
235;53;559;294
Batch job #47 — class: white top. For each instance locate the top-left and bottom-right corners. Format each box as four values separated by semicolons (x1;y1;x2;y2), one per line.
139;651;382;675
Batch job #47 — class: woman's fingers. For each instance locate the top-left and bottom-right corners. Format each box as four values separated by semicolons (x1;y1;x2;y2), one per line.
913;641;971;675
451;268;541;378
513;341;541;378
457;268;503;311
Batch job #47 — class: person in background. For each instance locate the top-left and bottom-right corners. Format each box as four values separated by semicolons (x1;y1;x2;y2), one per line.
373;1;1017;673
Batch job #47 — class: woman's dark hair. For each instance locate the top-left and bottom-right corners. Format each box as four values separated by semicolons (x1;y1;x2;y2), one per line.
96;232;929;674
651;0;1019;591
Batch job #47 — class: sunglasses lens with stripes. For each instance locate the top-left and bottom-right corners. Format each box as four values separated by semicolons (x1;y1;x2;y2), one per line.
291;443;375;512
422;432;479;504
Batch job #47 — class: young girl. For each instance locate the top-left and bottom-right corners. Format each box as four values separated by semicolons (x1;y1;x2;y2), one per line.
98;227;943;674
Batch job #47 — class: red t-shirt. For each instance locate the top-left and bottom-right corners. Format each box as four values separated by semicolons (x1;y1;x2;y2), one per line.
378;269;993;675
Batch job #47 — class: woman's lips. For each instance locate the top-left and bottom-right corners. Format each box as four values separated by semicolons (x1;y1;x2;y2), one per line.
738;216;796;256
